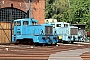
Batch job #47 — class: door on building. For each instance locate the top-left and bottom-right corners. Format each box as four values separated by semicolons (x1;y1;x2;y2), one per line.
0;7;27;44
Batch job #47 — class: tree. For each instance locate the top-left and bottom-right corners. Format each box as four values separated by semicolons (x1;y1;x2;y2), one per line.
45;0;90;31
45;0;55;19
45;0;69;21
67;0;90;31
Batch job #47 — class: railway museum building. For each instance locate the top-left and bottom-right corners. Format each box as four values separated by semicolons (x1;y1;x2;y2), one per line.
0;0;45;43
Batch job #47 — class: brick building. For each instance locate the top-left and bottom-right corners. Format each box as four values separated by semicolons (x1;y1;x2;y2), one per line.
0;0;45;43
0;0;45;24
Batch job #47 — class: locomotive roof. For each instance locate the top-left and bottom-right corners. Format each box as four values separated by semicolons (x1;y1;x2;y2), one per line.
71;24;86;26
49;22;69;24
14;18;38;22
71;24;86;29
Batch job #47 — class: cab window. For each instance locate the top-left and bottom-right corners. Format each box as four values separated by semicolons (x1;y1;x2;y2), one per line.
23;21;29;25
17;21;21;26
64;24;68;27
56;24;61;27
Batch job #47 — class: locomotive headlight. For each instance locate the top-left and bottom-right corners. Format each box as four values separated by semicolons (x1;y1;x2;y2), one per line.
58;36;62;39
68;36;72;38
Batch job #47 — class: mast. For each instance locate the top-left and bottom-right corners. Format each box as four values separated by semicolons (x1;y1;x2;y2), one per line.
28;0;33;18
29;0;30;18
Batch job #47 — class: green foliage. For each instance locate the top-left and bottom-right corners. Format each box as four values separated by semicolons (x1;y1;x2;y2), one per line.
45;0;90;31
68;0;90;31
45;0;69;21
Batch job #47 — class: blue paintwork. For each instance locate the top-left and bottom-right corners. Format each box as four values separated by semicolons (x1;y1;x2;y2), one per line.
12;18;58;44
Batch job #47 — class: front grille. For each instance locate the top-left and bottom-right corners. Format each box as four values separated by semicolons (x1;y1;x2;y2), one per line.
45;26;53;35
70;28;78;35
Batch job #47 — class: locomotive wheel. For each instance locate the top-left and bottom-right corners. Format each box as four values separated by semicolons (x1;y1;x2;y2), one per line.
15;39;34;45
52;43;57;46
15;40;20;45
34;43;38;46
23;39;33;45
58;39;62;43
68;41;73;44
71;41;74;44
68;41;71;44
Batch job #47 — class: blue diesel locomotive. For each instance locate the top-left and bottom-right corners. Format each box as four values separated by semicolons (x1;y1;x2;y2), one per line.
46;22;83;43
12;18;58;45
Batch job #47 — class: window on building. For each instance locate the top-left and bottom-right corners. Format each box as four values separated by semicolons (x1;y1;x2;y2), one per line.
20;3;22;6
2;1;4;4
0;8;27;22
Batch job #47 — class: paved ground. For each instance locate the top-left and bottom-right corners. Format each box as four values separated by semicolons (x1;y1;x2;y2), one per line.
48;48;90;60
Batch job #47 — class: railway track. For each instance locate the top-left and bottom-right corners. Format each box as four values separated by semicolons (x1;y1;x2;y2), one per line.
81;52;90;60
0;43;89;60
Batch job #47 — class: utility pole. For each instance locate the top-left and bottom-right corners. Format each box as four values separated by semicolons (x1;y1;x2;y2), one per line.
29;0;30;18
10;4;13;42
29;0;32;18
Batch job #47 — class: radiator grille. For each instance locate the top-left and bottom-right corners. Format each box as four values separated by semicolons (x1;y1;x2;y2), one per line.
70;28;78;35
45;26;53;35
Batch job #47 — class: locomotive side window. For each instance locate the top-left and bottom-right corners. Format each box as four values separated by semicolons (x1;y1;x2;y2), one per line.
17;21;21;26
32;21;36;25
34;22;36;25
56;24;61;27
64;24;68;27
17;31;21;35
14;22;16;26
23;21;29;25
